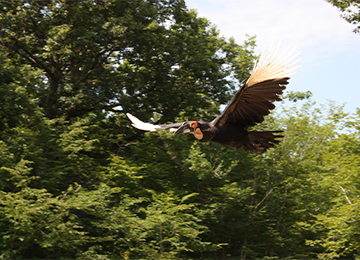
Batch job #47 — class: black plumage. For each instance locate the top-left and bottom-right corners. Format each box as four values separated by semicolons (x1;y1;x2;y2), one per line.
127;47;299;153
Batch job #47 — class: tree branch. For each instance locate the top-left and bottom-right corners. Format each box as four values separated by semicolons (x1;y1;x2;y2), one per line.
252;188;273;218
337;183;352;204
0;39;52;76
77;45;114;83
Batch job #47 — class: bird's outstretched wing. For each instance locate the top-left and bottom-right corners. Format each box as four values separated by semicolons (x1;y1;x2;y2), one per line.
127;113;183;132
211;46;300;128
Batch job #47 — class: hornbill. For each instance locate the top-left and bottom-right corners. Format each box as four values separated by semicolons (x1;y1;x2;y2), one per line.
127;47;299;153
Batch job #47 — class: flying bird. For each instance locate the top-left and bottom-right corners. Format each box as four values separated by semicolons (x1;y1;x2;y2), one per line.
127;47;299;153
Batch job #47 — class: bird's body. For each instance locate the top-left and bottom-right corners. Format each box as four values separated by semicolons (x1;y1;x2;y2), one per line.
210;124;248;147
206;124;247;147
127;46;299;153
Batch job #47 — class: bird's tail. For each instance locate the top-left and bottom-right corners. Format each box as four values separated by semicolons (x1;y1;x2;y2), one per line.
243;131;284;153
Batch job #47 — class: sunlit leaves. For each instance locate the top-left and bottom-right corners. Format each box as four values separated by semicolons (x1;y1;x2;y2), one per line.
325;0;360;33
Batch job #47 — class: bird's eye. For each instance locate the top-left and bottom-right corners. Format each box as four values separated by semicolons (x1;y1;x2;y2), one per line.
190;121;198;129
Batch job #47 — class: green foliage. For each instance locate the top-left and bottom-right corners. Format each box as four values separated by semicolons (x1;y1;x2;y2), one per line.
0;0;240;122
0;183;87;259
325;0;360;33
285;90;313;102
1;0;360;259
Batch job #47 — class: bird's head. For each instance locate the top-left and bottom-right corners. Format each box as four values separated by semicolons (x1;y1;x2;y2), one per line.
173;121;203;140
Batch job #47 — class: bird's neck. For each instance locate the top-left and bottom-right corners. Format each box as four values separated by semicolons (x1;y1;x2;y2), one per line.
199;124;216;142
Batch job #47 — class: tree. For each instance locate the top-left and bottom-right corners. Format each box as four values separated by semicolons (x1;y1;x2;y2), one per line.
304;108;360;259
325;0;360;33
0;0;253;191
0;0;248;122
0;0;257;258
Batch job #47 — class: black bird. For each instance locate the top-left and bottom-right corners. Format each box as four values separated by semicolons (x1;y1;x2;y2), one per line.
127;47;299;153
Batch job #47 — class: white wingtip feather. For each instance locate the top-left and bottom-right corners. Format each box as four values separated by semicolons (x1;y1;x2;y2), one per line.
246;45;300;87
126;113;158;132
